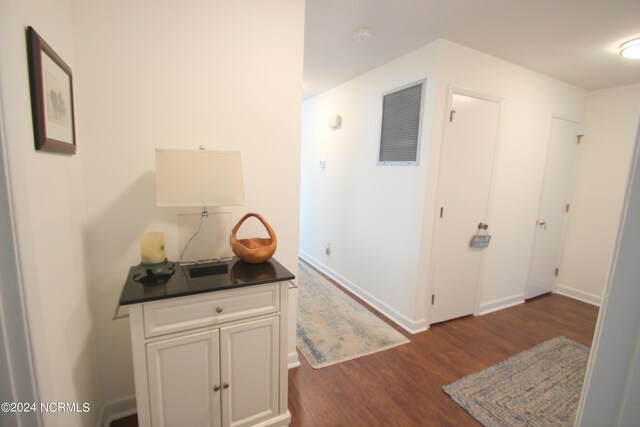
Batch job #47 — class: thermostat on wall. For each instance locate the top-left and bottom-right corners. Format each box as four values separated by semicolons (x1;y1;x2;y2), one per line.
328;115;342;129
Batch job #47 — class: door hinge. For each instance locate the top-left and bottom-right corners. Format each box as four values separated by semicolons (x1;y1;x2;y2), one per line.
565;203;571;213
577;134;584;144
440;207;444;218
431;294;435;305
555;268;559;277
449;110;456;122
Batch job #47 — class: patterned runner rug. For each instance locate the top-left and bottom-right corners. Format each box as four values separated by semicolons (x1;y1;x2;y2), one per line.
296;261;409;369
443;336;589;426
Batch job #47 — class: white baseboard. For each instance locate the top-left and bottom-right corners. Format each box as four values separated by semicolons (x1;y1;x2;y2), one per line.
299;251;428;334
288;351;300;369
97;395;136;427
555;284;602;306
478;294;525;316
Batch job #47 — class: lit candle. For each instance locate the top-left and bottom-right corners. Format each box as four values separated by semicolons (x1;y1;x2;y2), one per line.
140;232;165;264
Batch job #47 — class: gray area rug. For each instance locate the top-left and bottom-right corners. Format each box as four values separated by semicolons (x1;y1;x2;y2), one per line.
443;336;590;426
296;262;409;369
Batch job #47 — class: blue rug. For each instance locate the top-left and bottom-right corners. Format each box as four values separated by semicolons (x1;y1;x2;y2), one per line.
296;262;409;369
443;336;589;426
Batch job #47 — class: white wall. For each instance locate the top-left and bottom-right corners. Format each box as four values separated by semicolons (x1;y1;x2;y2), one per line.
418;40;587;320
558;84;640;305
72;0;305;411
575;116;640;427
301;39;587;330
300;42;439;332
0;0;98;426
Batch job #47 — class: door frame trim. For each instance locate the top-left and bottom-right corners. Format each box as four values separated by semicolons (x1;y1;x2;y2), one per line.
0;86;42;427
427;85;505;325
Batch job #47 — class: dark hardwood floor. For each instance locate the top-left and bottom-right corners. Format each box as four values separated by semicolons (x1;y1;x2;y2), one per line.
112;266;599;427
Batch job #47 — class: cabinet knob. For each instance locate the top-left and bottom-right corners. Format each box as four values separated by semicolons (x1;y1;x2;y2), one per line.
213;385;220;392
216;306;223;313
223;382;230;389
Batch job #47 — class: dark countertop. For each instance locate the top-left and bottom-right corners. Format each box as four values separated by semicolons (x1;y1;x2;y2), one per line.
118;257;295;306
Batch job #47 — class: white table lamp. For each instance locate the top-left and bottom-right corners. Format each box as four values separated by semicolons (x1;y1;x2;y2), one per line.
155;148;245;275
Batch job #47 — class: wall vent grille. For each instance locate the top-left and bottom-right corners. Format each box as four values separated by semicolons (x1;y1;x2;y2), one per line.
378;80;425;166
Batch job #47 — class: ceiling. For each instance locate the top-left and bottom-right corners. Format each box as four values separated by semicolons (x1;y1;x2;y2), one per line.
303;0;640;99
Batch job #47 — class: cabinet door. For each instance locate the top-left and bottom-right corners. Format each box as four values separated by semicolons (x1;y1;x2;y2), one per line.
147;330;221;427
220;317;279;427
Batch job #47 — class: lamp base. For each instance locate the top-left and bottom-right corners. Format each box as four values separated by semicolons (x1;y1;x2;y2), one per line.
187;260;229;277
178;211;233;265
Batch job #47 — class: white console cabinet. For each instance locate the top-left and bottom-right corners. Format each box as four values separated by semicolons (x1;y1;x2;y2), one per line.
126;281;291;427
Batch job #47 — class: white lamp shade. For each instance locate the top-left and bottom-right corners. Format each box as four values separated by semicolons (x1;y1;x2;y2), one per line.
155;149;245;207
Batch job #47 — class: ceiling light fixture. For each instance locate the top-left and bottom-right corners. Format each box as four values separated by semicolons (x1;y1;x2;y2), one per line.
620;37;640;59
352;27;372;42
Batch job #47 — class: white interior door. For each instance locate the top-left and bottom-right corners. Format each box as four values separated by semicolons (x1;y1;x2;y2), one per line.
430;90;502;325
525;117;581;299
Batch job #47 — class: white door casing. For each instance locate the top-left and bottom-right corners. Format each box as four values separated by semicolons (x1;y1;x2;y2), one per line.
429;88;503;325
525;117;581;299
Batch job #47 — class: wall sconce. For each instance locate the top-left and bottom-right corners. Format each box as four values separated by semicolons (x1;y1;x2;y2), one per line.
328;114;342;129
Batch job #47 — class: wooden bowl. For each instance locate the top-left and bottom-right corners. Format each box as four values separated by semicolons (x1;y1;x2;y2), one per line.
230;213;277;264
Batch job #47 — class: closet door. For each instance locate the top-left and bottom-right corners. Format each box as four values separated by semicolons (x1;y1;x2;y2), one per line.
525;117;581;299
430;90;502;324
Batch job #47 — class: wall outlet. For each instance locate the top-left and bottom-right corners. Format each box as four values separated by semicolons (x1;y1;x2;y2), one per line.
325;242;331;255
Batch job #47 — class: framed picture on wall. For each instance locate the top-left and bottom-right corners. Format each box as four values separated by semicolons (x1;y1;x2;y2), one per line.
26;26;77;155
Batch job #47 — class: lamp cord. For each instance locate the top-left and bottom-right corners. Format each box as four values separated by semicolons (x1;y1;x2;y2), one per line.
179;210;205;263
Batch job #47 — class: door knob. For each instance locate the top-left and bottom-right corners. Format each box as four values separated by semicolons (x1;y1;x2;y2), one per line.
537;219;547;226
223;382;230;389
213;385;220;392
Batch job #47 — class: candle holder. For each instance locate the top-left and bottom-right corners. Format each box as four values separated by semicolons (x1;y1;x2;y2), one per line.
132;259;176;286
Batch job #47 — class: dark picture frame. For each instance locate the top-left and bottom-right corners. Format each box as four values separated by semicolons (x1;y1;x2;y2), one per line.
26;26;77;155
